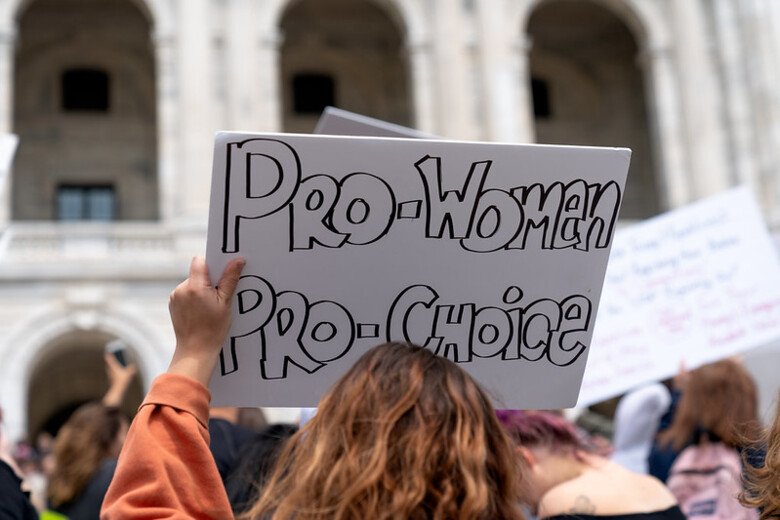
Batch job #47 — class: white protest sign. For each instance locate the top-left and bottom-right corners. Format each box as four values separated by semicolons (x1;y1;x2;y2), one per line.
578;187;780;406
0;134;18;190
206;132;630;408
314;107;434;139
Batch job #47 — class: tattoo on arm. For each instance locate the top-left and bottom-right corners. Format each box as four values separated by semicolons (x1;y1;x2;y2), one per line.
569;495;596;514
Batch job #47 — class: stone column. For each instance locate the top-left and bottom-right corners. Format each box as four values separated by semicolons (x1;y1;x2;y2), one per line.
256;29;283;132
153;32;179;222
225;0;260;131
431;0;472;138
738;0;780;223
475;0;522;142
638;43;690;209
0;26;16;228
0;26;14;135
510;34;534;144
407;39;436;135
670;0;731;200
176;0;216;225
710;0;757;190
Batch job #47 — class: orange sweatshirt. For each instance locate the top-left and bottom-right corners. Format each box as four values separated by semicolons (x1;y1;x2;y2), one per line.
101;373;234;519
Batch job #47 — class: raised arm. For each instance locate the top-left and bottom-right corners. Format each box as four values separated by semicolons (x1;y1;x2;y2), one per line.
101;256;244;519
102;352;138;408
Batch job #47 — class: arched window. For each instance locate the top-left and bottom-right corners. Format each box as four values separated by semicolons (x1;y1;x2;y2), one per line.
292;73;336;114
61;68;110;112
14;0;158;221
280;0;412;132
531;77;551;119
27;331;143;439
526;0;659;218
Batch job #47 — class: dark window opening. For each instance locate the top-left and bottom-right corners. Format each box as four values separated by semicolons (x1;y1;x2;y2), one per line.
292;73;335;114
531;77;551;119
57;185;116;221
62;69;110;112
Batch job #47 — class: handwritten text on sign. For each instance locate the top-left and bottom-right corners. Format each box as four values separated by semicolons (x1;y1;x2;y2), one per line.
206;133;630;408
578;187;780;406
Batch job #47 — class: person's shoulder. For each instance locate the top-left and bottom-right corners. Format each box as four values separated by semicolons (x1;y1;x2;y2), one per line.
538;463;677;517
537;476;599;517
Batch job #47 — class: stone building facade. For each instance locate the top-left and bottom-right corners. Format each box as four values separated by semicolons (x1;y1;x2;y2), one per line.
0;0;779;441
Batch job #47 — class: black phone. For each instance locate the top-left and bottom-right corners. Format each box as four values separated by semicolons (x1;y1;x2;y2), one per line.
106;339;129;367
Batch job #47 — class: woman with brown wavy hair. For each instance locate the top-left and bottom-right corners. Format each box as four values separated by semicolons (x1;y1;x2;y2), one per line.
656;359;761;518
657;359;759;451
47;352;136;519
47;404;128;518
102;257;524;519
740;393;780;519
245;342;522;519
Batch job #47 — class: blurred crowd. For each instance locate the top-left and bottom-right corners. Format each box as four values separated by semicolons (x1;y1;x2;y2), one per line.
0;258;778;519
1;351;778;519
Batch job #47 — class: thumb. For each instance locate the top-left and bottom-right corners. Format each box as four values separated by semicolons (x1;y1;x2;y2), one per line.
216;258;246;303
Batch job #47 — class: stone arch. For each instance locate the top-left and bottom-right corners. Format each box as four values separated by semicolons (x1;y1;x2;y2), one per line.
12;0;158;221
0;304;167;442
510;0;670;51
521;0;662;218
26;329;145;439
3;0;159;29
261;0;428;47
278;0;414;132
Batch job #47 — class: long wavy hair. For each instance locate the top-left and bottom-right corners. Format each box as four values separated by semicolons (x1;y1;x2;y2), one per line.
740;394;780;518
48;403;125;506
658;359;759;450
244;342;524;520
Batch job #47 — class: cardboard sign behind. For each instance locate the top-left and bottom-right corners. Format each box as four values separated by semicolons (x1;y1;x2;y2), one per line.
315;107;434;139
206;132;630;408
578;187;780;406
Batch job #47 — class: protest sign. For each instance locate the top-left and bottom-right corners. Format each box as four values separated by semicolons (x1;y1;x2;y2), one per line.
315;106;434;139
205;132;630;408
578;187;780;406
0;134;18;188
0;134;19;226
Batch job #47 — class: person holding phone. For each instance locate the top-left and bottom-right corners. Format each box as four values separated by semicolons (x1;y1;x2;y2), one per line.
45;349;137;519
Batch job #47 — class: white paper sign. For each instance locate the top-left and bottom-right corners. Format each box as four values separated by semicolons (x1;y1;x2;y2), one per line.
578;187;780;406
206;132;630;408
0;134;19;190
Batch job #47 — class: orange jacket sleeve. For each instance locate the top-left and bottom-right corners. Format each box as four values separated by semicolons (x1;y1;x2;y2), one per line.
101;373;233;520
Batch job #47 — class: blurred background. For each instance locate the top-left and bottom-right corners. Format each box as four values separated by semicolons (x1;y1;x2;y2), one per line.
0;0;779;443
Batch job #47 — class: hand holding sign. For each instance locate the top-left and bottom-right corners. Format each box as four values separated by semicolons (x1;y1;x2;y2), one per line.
168;256;246;386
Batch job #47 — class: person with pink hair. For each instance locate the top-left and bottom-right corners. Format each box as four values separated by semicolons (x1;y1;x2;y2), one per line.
497;410;684;520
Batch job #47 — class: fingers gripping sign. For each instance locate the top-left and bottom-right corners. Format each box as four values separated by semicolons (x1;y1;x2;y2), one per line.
168;256;246;386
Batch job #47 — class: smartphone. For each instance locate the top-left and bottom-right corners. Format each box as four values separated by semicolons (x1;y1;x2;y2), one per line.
105;339;129;367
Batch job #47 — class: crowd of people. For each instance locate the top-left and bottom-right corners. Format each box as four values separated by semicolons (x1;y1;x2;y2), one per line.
0;256;778;519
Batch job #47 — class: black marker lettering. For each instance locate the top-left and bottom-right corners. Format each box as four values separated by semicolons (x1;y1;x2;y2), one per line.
415;155;491;239
222;139;301;253
220;275;276;375
331;173;396;245
289;175;347;250
260;291;325;379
